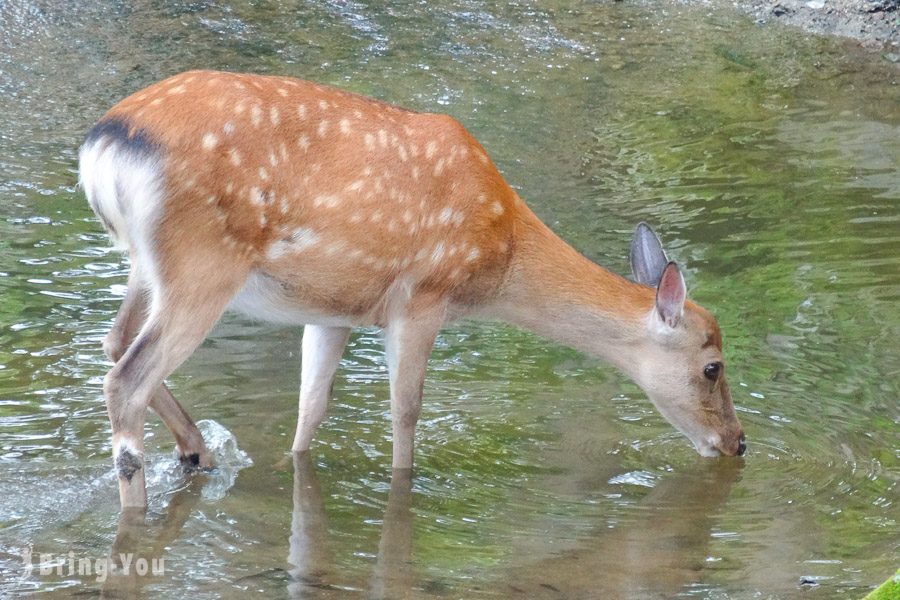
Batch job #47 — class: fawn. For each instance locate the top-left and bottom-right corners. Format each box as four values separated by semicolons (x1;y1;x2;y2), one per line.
79;71;745;508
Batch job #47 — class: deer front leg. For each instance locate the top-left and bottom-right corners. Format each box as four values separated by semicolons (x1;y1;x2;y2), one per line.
383;301;446;470
292;325;351;453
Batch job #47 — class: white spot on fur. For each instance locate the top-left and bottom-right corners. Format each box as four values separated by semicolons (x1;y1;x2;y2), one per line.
229;148;242;166
438;207;453;225
426;141;437;159
325;240;345;256
249;187;265;205
298;135;311;152
431;243;445;263
297;104;307;119
318;120;330;137
364;133;375;149
270;106;280;126
202;133;219;151
259;167;269;181
266;227;319;259
223;122;236;136
378;129;388;148
491;201;504;215
339;119;351;135
434;158;446;176
313;194;340;208
466;247;480;262
251;104;263;127
318;100;329;110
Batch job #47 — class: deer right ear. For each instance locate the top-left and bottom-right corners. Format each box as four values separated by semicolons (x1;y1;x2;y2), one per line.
630;222;669;287
656;262;686;328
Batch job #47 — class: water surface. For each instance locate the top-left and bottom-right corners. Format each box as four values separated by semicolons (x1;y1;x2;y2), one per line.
0;1;897;598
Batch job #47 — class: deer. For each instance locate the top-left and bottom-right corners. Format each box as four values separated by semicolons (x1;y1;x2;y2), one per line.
78;70;746;509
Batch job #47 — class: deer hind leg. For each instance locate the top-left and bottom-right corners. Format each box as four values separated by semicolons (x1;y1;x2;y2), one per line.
105;261;250;508
104;265;212;470
383;299;447;470
292;325;351;453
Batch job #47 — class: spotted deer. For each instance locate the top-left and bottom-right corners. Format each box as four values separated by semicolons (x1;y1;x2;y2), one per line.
79;70;745;509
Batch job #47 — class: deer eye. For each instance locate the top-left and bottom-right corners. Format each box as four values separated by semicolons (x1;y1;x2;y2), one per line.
703;362;723;381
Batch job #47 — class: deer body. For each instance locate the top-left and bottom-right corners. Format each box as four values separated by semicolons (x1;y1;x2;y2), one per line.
80;71;744;509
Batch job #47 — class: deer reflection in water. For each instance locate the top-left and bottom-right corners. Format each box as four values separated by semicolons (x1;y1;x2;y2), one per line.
101;455;742;598
286;455;743;598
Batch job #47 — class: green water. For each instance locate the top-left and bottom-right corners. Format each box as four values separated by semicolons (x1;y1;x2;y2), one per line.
0;1;897;598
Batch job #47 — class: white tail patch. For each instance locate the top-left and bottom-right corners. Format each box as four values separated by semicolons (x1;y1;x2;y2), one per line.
78;131;164;272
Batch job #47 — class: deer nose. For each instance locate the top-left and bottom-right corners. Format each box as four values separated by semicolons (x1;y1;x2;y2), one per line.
736;434;747;456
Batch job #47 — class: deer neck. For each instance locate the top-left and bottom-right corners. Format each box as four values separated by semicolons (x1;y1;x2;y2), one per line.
487;210;656;375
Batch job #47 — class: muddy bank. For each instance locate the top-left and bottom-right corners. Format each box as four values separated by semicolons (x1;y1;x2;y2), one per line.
732;0;898;49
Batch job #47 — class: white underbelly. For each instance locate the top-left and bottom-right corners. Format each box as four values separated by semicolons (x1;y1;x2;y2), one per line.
227;271;364;327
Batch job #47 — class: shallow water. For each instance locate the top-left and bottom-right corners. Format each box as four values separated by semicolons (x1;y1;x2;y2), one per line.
0;1;897;598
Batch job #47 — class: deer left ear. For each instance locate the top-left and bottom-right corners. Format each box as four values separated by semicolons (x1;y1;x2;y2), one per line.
630;222;669;287
656;262;686;328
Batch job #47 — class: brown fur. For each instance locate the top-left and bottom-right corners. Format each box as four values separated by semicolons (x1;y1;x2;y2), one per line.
104;70;517;323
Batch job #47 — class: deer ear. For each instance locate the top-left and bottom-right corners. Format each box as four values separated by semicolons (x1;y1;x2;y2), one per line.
656;262;686;328
630;222;669;287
